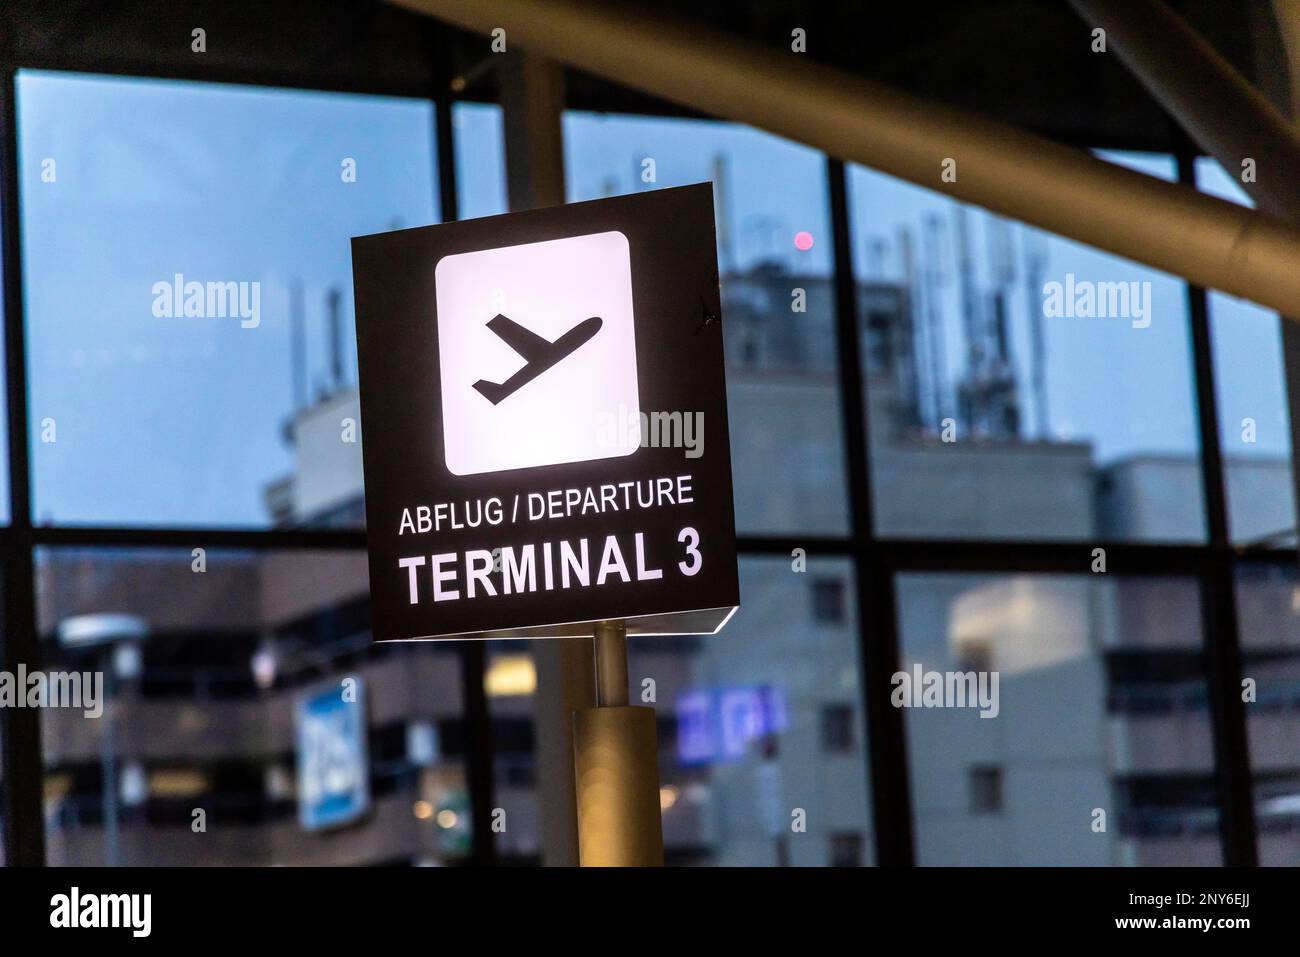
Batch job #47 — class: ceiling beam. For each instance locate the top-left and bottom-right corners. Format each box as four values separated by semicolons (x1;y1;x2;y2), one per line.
395;0;1300;320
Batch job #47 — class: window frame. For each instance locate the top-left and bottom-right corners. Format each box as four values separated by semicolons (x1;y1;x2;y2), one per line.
0;51;1275;868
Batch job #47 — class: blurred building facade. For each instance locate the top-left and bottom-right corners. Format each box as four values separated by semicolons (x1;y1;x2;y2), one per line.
36;248;1300;866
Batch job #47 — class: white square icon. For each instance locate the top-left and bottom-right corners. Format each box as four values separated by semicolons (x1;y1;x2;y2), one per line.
434;230;641;476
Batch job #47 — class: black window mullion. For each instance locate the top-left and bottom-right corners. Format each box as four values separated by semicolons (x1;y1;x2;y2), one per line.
1176;149;1257;866
1;62;46;867
827;156;914;866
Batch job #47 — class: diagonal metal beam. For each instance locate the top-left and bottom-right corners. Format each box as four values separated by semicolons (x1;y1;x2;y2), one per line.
397;0;1300;319
1068;0;1300;218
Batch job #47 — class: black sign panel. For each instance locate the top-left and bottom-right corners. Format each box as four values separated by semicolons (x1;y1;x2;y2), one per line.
351;184;739;641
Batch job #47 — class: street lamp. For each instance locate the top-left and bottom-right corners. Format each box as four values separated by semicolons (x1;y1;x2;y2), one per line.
56;613;149;867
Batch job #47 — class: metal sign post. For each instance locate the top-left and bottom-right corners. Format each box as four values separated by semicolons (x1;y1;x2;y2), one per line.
573;620;664;866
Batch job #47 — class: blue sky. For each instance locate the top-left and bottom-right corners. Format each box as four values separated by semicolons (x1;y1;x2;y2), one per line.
19;71;435;525
14;72;1291;527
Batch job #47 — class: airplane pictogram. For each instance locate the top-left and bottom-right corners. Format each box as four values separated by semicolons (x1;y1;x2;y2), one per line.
472;313;603;404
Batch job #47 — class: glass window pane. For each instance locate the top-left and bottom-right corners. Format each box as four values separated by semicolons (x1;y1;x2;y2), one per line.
898;573;1220;865
483;557;871;865
484;643;540;861
1233;561;1300;864
848;153;1205;542
639;556;869;865
452;102;508;220
19;71;437;527
1194;158;1296;546
564;111;849;536
38;547;469;865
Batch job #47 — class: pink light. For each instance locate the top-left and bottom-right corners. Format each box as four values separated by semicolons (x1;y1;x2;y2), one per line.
794;231;814;251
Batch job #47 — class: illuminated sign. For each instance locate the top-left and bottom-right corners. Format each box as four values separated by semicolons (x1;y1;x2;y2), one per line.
677;685;788;764
295;677;370;831
352;185;739;641
435;231;641;475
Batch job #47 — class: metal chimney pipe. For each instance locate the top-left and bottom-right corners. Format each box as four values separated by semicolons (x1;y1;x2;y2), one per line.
326;287;343;391
289;278;306;413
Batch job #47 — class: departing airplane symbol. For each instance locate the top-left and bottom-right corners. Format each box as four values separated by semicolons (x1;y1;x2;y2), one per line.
472;313;603;404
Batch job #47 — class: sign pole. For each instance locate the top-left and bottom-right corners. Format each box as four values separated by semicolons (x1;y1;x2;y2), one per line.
572;620;665;866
